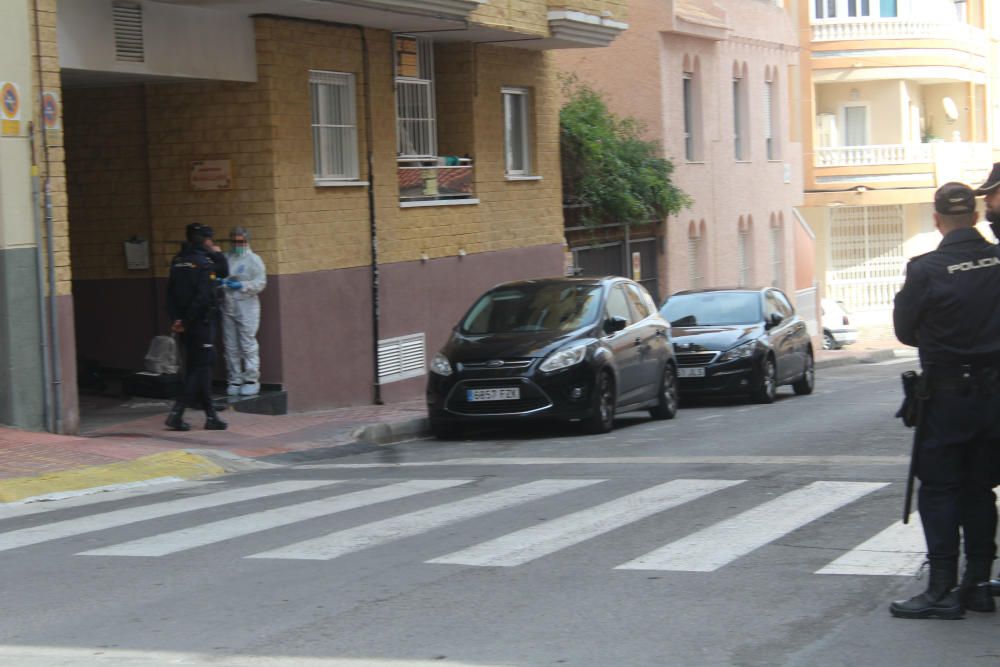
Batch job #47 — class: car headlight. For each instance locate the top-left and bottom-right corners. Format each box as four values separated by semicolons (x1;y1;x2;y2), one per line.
429;353;453;376
719;340;757;362
539;343;589;373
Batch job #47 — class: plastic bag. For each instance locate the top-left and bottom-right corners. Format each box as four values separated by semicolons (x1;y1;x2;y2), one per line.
144;335;180;375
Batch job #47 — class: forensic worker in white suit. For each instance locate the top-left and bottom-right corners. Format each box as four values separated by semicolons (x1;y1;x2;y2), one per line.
221;226;267;396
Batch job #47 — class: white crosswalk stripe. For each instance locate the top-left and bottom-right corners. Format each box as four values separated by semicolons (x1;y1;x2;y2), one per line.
247;479;603;561
79;480;472;558
428;478;743;567
816;513;924;576
2;477;923;576
615;481;889;572
0;480;339;553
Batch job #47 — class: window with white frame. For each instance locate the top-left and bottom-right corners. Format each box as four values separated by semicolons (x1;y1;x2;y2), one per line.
813;0;897;19
688;236;703;289
764;75;778;160
683;72;695;161
503;87;531;175
395;35;437;158
310;71;359;182
770;223;784;288
738;226;752;287
733;73;747;161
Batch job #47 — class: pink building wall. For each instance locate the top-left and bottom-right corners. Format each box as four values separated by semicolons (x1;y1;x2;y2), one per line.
554;0;807;304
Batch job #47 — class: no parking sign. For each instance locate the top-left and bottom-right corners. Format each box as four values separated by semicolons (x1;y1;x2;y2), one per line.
42;92;60;131
1;82;21;137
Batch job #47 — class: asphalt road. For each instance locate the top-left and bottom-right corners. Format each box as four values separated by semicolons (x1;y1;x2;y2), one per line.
2;358;999;667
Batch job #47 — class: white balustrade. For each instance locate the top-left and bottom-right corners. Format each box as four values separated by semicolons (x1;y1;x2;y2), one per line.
811;19;987;50
814;144;932;167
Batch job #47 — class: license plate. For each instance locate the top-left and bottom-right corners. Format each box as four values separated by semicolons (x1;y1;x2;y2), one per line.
678;367;706;378
467;387;521;402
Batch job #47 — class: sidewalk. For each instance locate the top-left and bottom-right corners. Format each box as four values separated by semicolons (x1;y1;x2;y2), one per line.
0;341;909;504
0;400;427;504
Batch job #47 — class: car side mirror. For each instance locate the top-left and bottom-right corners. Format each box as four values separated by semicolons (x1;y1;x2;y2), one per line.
604;316;628;334
765;313;783;329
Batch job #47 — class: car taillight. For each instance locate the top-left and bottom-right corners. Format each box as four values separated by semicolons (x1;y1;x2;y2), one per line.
843;316;850;325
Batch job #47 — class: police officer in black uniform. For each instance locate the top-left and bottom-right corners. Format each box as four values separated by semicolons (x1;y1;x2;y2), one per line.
165;223;229;431
890;182;1000;619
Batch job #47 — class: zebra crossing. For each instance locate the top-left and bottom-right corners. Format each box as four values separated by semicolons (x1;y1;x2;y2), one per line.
0;476;926;576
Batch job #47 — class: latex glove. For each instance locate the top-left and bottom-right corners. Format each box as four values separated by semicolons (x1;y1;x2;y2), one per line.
226;279;243;290
215;277;226;286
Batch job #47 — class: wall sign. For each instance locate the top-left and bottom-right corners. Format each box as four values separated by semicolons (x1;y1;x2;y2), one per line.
632;251;642;282
190;159;232;191
42;91;60;131
1;82;21;137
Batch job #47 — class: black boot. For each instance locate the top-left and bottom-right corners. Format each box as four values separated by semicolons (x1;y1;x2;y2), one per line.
890;560;963;619
204;407;228;431
960;559;995;613
164;402;191;432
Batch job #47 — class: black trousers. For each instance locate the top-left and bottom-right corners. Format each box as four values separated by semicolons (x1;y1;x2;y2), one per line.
917;390;1000;564
180;321;216;412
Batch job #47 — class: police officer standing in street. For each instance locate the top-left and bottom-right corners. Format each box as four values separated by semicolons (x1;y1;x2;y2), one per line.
165;223;229;431
891;182;1000;619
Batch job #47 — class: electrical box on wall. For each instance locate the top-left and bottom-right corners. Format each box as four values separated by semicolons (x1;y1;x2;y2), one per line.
124;237;150;270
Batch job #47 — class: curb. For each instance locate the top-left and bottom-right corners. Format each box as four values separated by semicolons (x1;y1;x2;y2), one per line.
351;417;431;446
816;348;899;370
0;450;228;505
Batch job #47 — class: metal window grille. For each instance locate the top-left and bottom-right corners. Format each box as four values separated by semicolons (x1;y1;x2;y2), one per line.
112;1;144;62
738;229;751;287
378;333;426;384
310;71;359;181
733;78;744;161
683;74;695;161
503;88;531;175
395;36;437;159
770;226;784;288
764;80;776;161
827;205;905;310
687;237;703;289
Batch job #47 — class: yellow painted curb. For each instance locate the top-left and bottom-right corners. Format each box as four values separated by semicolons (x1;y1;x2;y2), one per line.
0;451;227;504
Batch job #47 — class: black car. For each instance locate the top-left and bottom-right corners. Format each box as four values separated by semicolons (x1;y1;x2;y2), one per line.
659;287;814;403
427;277;679;437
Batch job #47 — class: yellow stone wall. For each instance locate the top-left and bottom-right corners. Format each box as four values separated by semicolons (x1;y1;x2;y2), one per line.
61;17;565;281
262;19;565;274
65;85;151;282
28;0;70;296
471;0;629;36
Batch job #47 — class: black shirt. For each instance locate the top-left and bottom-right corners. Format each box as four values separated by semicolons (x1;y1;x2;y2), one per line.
894;226;1000;365
166;244;229;327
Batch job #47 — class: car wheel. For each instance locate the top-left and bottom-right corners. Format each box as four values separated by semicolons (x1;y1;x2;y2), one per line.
584;371;616;434
792;350;815;395
430;418;462;440
649;363;679;420
752;356;777;404
822;331;837;351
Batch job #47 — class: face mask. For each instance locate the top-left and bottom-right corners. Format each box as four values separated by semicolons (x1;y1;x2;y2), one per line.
233;246;247;256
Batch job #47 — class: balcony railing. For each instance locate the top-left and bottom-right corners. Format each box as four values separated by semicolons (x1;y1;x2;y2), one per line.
811;19;987;49
398;158;474;204
814;142;991;186
815;144;933;167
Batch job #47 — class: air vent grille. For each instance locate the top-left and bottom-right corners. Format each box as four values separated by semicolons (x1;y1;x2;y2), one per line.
113;1;144;63
377;333;426;384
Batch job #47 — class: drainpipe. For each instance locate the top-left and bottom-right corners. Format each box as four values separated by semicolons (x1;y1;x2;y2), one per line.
358;26;383;405
33;0;63;433
28;123;53;433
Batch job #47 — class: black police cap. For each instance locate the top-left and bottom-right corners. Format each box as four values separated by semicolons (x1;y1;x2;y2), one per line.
934;182;976;215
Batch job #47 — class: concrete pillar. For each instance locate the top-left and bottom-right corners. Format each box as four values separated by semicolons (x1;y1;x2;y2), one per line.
0;0;46;429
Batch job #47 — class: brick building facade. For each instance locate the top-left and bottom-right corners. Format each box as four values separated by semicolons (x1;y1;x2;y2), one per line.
2;0;628;432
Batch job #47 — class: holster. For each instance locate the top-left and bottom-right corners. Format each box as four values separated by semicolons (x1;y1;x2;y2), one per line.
895;370;928;428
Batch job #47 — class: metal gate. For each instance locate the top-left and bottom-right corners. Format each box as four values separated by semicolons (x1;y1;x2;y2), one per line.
826;205;905;310
572;236;660;304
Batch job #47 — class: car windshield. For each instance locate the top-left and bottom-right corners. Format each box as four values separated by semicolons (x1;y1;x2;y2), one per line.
661;292;762;327
460;284;603;334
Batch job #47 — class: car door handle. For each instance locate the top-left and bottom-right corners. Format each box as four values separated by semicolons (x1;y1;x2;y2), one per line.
634;337;642;346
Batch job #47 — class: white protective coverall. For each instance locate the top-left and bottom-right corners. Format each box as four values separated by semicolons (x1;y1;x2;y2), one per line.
221;249;267;388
